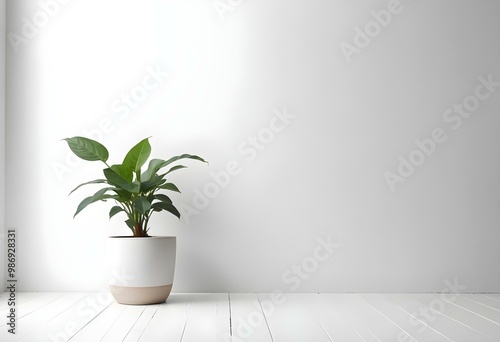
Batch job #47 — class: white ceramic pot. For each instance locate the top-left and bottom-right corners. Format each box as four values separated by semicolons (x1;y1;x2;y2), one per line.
107;236;176;305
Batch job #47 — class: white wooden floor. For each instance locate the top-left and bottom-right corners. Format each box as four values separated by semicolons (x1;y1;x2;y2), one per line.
1;292;500;341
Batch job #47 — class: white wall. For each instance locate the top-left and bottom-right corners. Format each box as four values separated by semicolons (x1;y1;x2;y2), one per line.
6;0;500;293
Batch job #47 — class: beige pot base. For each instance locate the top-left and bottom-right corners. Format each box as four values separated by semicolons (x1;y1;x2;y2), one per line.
110;284;173;305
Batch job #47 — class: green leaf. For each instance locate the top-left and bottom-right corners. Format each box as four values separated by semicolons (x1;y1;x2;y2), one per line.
125;219;134;229
140;174;166;193
151;201;181;219
104;168;140;193
109;206;124;219
63;137;109;162
69;179;108;195
141;154;207;181
153;194;172;204
122;137;151;173
141;159;166;182
112;188;132;201
163;154;207;167
110;164;133;182
147;193;155;203
165;165;187;175
74;188;115;217
159;183;181;193
134;196;151;214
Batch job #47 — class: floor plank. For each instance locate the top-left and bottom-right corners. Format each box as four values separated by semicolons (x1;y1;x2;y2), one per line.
0;292;66;328
137;293;191;341
257;292;331;342
122;305;160;342
1;292;499;341
228;293;273;342
360;293;450;342
471;295;500;312
387;293;493;342
449;296;500;325
409;293;500;341
98;304;148;342
0;292;42;312
68;301;128;341
483;294;500;302
23;292;114;342
317;293;404;341
180;293;230;342
16;292;89;341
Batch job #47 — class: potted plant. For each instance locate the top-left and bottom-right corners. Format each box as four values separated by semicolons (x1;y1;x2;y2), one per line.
63;136;206;305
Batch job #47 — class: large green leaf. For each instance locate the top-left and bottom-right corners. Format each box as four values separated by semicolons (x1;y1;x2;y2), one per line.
109;206;124;219
122;138;151;174
69;179;108;195
112;188;132;201
64;137;109;162
151;201;181;219
141;154;207;181
165;165;187;175
153;194;172;204
147;193;155;203
134;196;151;214
159;183;181;193
162;154;207;167
141;159;166;182
74;188;115;217
110;164;133;182
103;168;140;193
140;174;166;193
